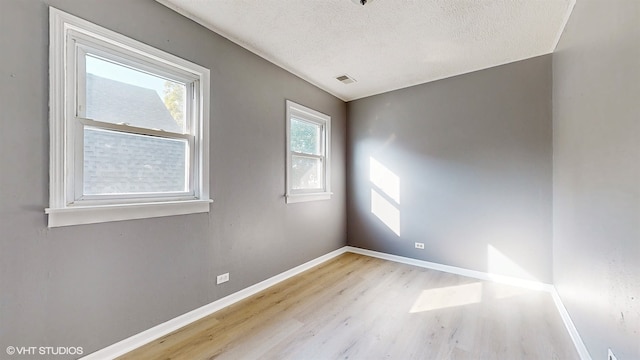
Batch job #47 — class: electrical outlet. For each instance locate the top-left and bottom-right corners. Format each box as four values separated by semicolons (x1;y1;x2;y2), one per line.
415;242;425;249
216;273;229;285
608;348;618;360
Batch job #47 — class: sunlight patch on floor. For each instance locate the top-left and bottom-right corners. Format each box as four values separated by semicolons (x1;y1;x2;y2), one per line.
410;282;483;313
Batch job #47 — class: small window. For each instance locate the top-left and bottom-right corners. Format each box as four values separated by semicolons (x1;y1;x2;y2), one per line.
285;100;331;203
46;8;211;227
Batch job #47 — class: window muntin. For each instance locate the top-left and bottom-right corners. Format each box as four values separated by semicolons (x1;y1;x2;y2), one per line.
290;118;324;191
286;101;331;203
70;37;198;203
47;8;211;227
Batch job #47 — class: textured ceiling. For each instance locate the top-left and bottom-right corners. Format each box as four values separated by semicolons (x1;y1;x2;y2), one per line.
158;0;574;101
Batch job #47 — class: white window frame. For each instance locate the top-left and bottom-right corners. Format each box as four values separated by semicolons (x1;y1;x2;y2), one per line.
46;8;212;227
285;100;332;203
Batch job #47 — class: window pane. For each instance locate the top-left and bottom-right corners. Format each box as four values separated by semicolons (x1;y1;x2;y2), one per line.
83;128;188;195
291;155;323;190
290;118;321;155
85;54;187;133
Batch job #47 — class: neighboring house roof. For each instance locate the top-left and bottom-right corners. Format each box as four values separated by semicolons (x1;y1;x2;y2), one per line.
86;73;182;133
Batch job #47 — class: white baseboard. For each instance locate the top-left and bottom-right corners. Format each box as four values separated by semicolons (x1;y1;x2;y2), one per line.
83;245;590;360
345;246;591;360
345;246;554;291
550;288;592;360
81;247;348;360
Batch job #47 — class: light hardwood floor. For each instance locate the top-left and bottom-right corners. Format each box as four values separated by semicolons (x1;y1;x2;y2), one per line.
120;253;579;360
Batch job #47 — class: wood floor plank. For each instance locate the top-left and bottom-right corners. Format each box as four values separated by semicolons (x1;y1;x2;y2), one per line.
119;253;579;360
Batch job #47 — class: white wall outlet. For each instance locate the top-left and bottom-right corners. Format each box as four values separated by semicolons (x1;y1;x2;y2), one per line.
415;242;425;249
608;348;618;360
216;273;229;285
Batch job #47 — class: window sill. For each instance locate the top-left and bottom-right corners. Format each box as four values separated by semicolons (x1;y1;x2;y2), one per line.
45;199;213;228
286;192;332;204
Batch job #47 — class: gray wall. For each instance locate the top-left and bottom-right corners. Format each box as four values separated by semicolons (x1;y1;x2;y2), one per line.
347;55;553;283
552;0;640;358
0;0;346;357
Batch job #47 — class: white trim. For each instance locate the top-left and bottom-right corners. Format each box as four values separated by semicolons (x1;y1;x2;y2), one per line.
550;288;593;360
49;7;67;210
285;100;332;203
80;247;348;360
345;246;554;292
82;246;591;360
286;192;332;204
48;7;211;227
45;199;212;228
51;8;208;76
551;0;576;52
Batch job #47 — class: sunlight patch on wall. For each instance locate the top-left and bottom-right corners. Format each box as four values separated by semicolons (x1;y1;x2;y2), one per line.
370;157;400;204
487;244;537;282
371;189;401;236
410;282;483;313
370;157;401;236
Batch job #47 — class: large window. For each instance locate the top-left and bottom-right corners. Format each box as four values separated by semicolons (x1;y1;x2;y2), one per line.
285;100;331;203
46;8;211;227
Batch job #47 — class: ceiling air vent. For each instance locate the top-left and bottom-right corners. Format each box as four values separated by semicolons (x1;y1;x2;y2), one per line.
336;74;356;84
351;0;374;5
